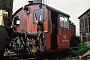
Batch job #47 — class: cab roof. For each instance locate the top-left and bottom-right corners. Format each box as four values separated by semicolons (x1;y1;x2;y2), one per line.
12;4;70;18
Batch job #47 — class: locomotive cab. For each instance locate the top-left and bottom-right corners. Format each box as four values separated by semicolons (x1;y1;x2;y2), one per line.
47;8;70;51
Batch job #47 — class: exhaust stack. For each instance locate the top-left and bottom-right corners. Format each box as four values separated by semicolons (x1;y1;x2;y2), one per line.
33;0;42;4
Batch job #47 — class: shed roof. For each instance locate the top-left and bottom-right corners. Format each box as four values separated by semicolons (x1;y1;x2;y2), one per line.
78;8;90;19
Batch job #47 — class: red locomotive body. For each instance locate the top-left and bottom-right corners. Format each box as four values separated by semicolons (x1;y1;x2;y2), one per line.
12;3;70;53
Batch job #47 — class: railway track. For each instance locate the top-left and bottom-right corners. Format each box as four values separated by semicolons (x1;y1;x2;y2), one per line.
3;54;37;60
2;51;73;60
3;57;37;60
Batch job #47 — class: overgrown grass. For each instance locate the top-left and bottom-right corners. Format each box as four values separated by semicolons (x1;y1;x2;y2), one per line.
65;57;78;60
74;42;90;55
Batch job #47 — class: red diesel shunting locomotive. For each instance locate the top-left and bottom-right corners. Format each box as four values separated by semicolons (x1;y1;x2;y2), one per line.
11;0;70;54
0;0;71;57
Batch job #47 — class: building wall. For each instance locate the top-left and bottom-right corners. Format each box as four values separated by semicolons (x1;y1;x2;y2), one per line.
78;8;90;42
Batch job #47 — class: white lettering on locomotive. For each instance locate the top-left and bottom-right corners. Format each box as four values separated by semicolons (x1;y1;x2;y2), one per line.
62;40;69;42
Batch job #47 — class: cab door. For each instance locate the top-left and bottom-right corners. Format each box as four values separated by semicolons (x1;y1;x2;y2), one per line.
50;10;58;50
57;15;70;50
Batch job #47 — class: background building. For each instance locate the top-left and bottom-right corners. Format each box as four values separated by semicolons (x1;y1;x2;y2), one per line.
78;8;90;43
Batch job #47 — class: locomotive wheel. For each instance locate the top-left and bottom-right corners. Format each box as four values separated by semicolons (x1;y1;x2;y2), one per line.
0;26;9;57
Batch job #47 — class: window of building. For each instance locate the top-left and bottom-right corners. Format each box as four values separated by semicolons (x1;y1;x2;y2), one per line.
34;9;44;24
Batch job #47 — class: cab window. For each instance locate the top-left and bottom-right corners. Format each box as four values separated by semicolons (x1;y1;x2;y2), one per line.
60;16;69;30
14;16;20;26
34;9;44;24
